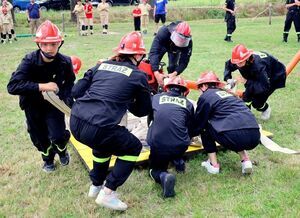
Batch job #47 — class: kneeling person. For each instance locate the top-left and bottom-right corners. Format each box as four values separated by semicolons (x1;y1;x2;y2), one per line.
194;71;260;175
147;76;194;198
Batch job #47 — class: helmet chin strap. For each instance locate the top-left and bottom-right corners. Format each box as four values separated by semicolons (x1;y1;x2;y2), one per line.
40;50;56;60
131;54;146;66
37;41;64;60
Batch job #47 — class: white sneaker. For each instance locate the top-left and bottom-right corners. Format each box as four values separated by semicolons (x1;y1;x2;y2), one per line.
201;160;220;174
261;106;271;120
95;190;128;211
88;184;102;198
241;160;253;174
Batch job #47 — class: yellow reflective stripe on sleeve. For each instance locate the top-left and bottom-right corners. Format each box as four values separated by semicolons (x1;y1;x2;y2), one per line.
93;156;111;163
118;155;138;162
245;101;252;106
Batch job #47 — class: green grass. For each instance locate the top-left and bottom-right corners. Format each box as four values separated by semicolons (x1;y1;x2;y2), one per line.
1;16;300;217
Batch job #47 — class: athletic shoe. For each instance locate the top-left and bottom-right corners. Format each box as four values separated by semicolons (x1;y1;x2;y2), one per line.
42;162;55;173
261;106;271;120
201;160;220;174
95;190;128;211
241;160;253;174
173;158;185;173
88;184;102;198
59;151;70;166
160;173;176;198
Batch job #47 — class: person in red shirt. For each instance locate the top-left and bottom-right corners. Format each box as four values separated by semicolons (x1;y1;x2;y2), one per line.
132;3;141;31
84;0;93;35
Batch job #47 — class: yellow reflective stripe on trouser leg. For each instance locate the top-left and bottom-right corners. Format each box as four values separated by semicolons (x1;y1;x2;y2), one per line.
52;143;66;152
41;145;52;156
93;156;111;163
258;103;266;110
118;155;138;162
245;101;252;107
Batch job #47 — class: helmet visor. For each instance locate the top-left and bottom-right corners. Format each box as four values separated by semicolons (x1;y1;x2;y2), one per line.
170;31;191;48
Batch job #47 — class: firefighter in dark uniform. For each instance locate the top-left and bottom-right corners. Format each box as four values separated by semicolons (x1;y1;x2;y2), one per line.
147;76;194;198
7;20;75;172
149;21;192;86
224;44;286;121
283;0;300;42
70;31;152;211
193;71;260;175
223;0;236;42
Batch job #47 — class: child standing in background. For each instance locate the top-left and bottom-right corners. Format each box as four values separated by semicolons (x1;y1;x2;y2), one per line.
84;0;94;35
139;0;152;34
1;7;13;43
73;0;87;36
132;2;141;31
97;0;110;34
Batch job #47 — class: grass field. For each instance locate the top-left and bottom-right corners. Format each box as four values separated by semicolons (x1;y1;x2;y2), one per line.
1;16;300;217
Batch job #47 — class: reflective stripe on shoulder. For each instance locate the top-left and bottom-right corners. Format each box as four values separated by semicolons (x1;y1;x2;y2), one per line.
98;63;133;77
215;91;232;99
159;95;187;108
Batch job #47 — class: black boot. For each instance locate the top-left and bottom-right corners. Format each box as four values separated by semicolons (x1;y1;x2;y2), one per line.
224;35;228;41
297;34;300;43
283;33;288;42
227;36;233;42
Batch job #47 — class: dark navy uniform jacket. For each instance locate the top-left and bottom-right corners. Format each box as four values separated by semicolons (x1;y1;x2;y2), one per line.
7;50;75;110
286;0;300;12
71;60;152;127
224;52;286;101
194;88;259;135
225;0;235;19
148;21;193;74
147;91;194;153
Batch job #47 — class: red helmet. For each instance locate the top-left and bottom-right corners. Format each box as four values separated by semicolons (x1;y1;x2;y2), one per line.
34;20;63;43
71;56;82;75
170;21;191;48
231;44;253;64
164;76;190;96
114;31;146;55
197;71;224;88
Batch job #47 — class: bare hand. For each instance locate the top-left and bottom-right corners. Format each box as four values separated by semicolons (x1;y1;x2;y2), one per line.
236;75;247;84
154;71;166;86
39;82;59;93
168;71;178;79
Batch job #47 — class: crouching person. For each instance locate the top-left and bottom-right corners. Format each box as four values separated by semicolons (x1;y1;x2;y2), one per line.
147;76;194;198
7;20;75;172
194;71;260;175
70;31;152;211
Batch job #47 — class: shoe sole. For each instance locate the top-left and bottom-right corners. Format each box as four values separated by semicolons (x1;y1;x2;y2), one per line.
162;174;176;198
95;199;127;211
42;168;55;173
243;168;253;174
201;162;220;174
88;191;100;198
